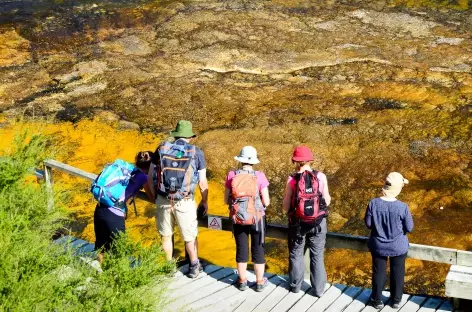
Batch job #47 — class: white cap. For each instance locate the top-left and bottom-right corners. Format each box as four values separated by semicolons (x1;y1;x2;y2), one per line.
234;146;260;165
382;172;409;198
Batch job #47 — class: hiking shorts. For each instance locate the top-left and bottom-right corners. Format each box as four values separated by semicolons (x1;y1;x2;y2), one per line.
156;195;198;242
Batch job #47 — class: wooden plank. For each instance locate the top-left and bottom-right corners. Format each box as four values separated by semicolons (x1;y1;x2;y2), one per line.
380;294;410;312
445;266;472;300
416;298;442;312
457;250;472;266
44;164;54;211
75;243;95;256
306;284;347;312
44;159;97;181
326;233;369;252
34;168;44;179
288;283;330;312
169;267;236;299
254;282;291;312
233;275;288;312
195;216;462;265
398;296;427;312
54;235;78;245
174;264;190;278
271;280;311;312
171;272;239;311
360;291;390;312
408;244;457;265
449;264;472;274
344;289;373;312
436;300;453;312
325;286;363;312
197;272;276;312
189;271;258;311
170;265;222;289
69;239;89;250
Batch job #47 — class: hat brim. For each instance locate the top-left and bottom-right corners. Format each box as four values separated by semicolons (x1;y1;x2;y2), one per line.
292;156;314;162
234;156;260;165
169;130;196;138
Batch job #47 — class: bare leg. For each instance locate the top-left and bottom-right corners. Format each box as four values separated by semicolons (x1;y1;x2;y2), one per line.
185;240;198;263
185;237;198;264
162;235;173;261
237;262;248;281
254;263;265;282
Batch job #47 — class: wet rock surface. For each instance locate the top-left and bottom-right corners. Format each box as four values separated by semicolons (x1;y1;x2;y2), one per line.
1;0;471;295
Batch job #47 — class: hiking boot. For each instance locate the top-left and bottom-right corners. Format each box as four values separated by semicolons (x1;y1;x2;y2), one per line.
236;278;248;291
187;260;200;279
370;299;384;309
256;278;269;292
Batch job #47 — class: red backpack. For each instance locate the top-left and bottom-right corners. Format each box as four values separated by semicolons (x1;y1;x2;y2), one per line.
290;170;327;225
230;170;263;226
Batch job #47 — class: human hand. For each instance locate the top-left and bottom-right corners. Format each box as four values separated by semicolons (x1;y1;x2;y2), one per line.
197;201;208;219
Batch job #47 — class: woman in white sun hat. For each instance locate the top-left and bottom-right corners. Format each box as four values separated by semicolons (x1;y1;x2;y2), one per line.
365;172;414;310
224;146;271;292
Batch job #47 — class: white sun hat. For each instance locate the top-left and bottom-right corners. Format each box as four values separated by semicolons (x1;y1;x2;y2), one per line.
382;172;409;198
234;146;260;165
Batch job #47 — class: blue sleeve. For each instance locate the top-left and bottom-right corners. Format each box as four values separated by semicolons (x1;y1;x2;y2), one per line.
196;148;206;171
364;201;373;229
403;204;414;233
125;171;147;201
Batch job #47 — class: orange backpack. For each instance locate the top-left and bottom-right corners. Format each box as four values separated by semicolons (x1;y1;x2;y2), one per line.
230;170;263;225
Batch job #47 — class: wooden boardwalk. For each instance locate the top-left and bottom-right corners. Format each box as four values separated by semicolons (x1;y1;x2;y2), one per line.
169;264;455;312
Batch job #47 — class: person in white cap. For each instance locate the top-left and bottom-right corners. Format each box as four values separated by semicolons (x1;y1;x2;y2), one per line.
364;172;414;309
224;146;271;292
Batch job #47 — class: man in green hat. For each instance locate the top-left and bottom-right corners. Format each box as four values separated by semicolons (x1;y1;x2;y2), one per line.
148;120;208;278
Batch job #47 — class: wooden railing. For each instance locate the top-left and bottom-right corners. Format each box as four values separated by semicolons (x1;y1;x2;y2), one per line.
38;159;472;267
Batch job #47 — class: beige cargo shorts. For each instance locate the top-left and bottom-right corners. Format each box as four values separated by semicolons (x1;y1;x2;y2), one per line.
156;195;198;242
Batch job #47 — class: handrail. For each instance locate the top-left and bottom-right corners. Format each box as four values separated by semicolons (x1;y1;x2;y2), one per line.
41;159;472;267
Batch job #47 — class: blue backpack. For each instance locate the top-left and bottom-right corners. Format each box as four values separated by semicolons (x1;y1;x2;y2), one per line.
91;159;136;212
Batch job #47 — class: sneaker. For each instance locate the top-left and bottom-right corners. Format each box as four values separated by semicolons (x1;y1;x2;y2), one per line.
187;260;200;279
256;278;269;292
370;299;384;309
236;278;248;291
290;287;300;293
392;302;400;309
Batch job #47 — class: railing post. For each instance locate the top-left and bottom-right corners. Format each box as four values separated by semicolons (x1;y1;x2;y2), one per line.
43;163;54;211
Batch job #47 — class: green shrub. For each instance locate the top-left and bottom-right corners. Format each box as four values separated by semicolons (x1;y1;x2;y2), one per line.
0;132;174;311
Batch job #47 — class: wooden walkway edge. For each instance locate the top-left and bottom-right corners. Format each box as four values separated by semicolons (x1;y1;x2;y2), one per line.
169;265;455;312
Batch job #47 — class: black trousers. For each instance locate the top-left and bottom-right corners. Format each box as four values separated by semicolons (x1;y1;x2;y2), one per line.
233;219;265;264
94;206;125;252
371;252;407;303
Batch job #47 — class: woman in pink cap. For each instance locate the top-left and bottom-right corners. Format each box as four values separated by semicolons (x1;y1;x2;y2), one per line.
282;146;331;296
365;172;413;309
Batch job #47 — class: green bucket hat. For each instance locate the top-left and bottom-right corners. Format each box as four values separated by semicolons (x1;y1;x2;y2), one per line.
169;120;196;138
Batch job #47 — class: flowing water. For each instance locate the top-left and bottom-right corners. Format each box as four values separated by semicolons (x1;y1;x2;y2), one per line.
1;0;472;296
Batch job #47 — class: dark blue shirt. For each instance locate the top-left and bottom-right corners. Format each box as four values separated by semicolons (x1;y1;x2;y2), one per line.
364;197;414;257
124;171;148;202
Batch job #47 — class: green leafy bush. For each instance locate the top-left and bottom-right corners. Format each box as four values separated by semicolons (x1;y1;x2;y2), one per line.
0;132;174;311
